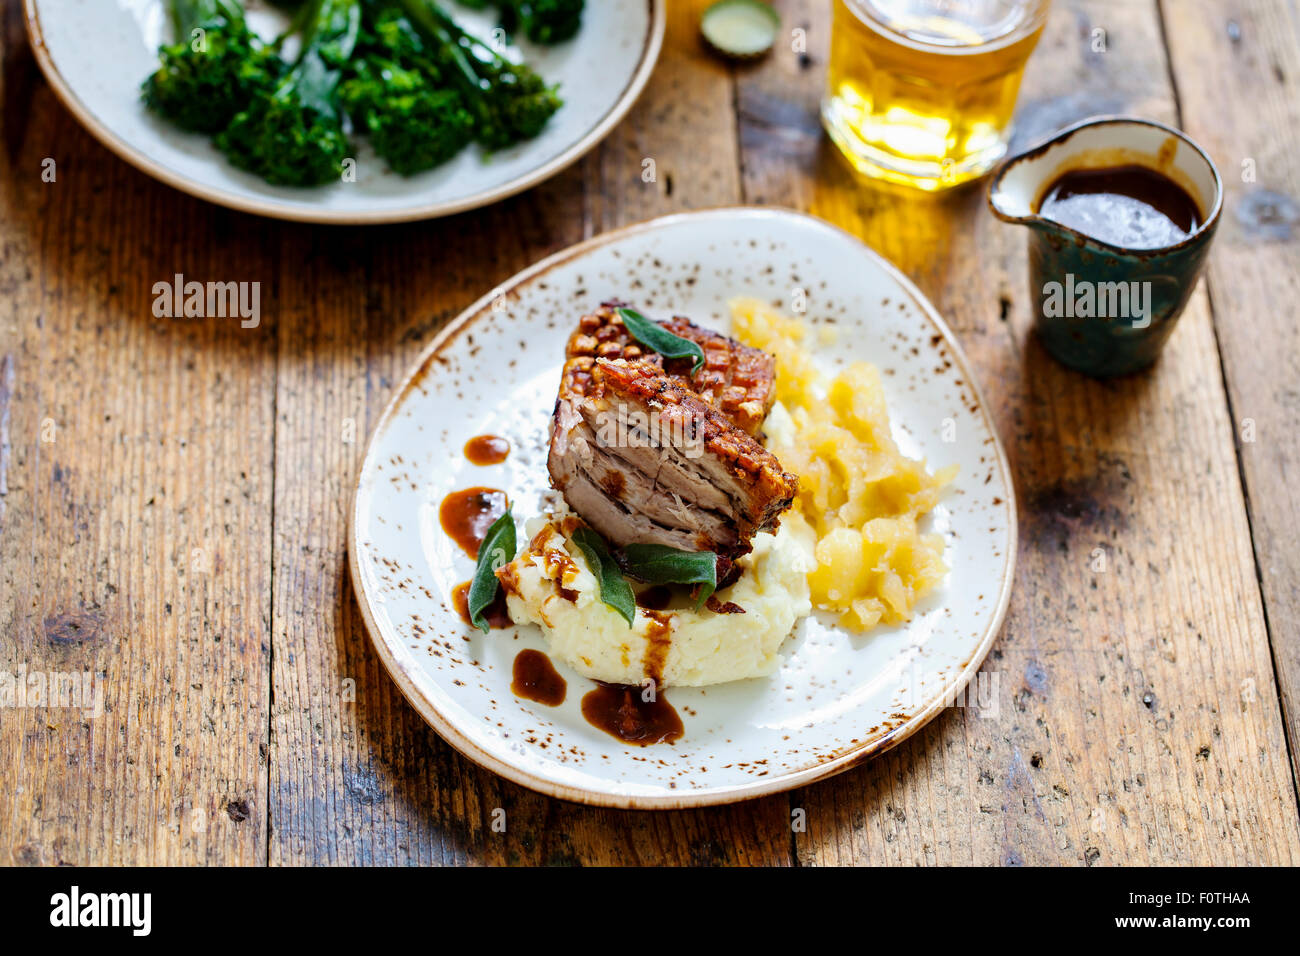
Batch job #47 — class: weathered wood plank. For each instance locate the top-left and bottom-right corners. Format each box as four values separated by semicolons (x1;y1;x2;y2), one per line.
0;22;275;862
1160;0;1300;788
266;0;791;866
6;0;1295;867
266;182;594;867
737;0;1300;864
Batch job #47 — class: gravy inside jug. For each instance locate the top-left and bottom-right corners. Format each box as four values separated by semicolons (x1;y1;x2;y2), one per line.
1037;164;1200;249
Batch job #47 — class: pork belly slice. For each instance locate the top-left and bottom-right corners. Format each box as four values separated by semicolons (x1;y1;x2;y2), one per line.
559;303;776;436
547;358;798;563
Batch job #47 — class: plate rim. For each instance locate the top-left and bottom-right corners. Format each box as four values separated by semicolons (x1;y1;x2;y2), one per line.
347;206;1019;809
23;0;665;225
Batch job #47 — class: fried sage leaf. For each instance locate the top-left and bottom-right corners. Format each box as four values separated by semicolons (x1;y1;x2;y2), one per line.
620;543;718;610
468;506;516;634
572;526;636;627
618;307;706;373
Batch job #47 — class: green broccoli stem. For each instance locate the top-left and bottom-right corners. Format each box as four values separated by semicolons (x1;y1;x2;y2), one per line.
272;1;319;48
274;0;360;114
167;0;209;37
291;0;361;67
167;0;239;39
454;0;582;45
398;0;489;92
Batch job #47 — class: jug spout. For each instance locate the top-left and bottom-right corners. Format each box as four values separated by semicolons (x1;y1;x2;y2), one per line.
987;116;1116;227
987;142;1051;225
986;118;1097;226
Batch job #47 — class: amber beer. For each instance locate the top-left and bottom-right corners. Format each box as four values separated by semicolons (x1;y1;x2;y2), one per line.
823;0;1050;190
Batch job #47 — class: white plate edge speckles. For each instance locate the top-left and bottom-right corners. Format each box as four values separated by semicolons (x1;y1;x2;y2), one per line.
349;208;1018;809
24;0;663;224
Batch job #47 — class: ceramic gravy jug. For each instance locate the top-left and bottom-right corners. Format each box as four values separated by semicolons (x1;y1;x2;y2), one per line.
987;116;1222;377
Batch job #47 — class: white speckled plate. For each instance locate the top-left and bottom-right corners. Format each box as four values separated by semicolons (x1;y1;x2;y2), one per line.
349;208;1017;808
24;0;662;223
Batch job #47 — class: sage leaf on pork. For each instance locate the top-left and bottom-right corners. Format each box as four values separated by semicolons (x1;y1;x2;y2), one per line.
572;526;637;627
618;307;706;373
620;543;718;610
468;507;516;634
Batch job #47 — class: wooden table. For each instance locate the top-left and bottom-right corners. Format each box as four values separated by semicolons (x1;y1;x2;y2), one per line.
2;0;1298;866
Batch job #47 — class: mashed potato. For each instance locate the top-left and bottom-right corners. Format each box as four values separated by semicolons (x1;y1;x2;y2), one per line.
731;297;955;631
499;512;815;687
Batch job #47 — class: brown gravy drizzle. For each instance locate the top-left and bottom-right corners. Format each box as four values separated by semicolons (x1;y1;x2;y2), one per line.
439;487;508;558
640;610;673;687
464;434;510;466
511;649;566;706
451;580;511;630
581;682;683;746
540;544;581;603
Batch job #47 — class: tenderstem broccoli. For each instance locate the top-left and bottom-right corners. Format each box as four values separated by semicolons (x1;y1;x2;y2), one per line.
141;0;569;185
339;8;475;174
399;0;562;151
214;0;358;186
142;0;284;133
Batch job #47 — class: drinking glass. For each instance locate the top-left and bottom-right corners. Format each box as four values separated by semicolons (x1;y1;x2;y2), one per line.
823;0;1051;191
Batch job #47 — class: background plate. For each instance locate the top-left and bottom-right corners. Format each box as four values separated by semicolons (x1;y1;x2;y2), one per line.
25;0;663;223
349;208;1017;808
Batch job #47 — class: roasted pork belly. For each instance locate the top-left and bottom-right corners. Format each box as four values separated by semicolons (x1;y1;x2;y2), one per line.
559;303;777;436
548;356;798;563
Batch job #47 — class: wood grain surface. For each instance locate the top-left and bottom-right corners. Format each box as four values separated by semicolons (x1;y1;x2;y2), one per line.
0;0;1297;865
1160;0;1300;803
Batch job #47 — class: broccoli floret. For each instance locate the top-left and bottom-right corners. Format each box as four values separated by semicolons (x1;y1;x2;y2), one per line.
214;0;358;186
400;0;562;151
335;9;473;174
342;59;473;174
142;0;284;133
215;52;351;185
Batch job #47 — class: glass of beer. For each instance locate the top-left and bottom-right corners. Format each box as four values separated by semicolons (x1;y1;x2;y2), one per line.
823;0;1051;191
